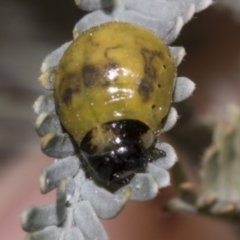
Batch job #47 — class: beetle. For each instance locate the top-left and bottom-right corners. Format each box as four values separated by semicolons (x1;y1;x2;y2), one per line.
54;22;176;184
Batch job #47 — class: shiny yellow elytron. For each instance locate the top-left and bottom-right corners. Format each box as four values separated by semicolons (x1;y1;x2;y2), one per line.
55;22;176;145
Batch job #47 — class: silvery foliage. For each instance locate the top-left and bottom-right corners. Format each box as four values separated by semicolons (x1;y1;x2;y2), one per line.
22;0;212;239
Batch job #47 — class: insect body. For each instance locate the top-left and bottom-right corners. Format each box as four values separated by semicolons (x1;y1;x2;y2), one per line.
54;22;176;184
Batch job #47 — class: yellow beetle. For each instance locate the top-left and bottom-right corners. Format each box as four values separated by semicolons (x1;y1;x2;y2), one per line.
54;22;176;184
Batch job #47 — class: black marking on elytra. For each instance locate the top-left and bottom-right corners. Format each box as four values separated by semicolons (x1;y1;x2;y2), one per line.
62;86;80;105
62;88;73;106
138;78;154;102
138;48;164;102
82;65;101;87
141;48;163;80
104;45;122;59
61;74;81;106
60;73;81;101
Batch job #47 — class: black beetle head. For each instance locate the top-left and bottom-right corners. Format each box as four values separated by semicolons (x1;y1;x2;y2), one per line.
80;120;155;184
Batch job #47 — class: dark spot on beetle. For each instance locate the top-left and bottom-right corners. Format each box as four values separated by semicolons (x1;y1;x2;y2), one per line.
104;62;119;83
158;84;161;88
138;78;154;102
82;65;101;87
152;105;155;109
60;73;81;93
61;74;81;105
104;45;122;59
138;49;163;102
163;65;166;69
62;88;73;105
141;48;164;80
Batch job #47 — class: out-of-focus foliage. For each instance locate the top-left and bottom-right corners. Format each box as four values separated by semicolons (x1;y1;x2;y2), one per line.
218;0;240;20
168;105;240;221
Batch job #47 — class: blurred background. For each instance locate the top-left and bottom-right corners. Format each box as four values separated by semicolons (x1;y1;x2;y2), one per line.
0;0;240;239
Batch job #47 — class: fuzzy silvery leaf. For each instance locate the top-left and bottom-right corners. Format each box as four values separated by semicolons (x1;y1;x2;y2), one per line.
25;226;62;240
128;173;159;201
33;94;56;115
80;180;131;219
173;77;196;103
39;66;57;91
75;0;212;13
41;132;76;158
57;177;76;205
22;204;66;232
161;107;178;133
169;46;186;66
40;156;80;193
60;228;85;240
152;142;178;170
74;0;113;11
73;201;109;240
36;112;62;137
41;42;72;73
147;163;170;189
74;0;213;43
